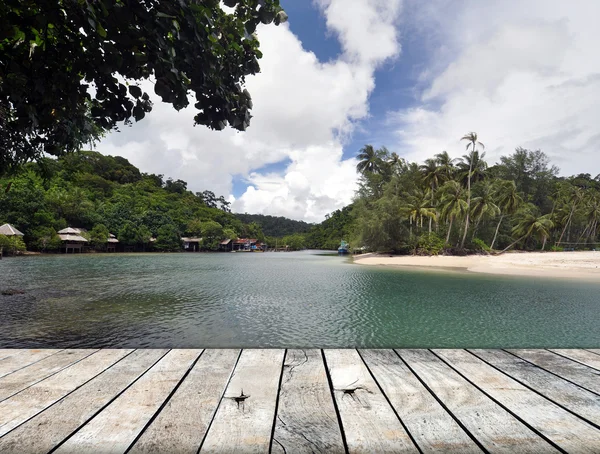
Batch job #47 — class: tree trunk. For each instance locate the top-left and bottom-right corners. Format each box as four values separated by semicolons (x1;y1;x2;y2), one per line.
460;156;473;249
497;233;529;255
445;217;453;244
542;236;547;251
429;182;434;233
557;205;576;246
490;214;504;250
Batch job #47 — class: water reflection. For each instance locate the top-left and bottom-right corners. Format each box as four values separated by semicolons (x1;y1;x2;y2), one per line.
1;251;599;347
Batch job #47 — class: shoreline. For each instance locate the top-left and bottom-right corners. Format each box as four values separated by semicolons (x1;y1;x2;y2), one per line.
353;251;600;281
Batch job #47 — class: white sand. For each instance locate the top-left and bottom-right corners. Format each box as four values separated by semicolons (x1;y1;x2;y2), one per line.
353;251;600;280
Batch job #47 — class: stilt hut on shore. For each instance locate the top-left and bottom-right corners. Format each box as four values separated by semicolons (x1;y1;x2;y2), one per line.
182;237;202;252
0;223;24;237
219;238;233;251
107;233;119;252
0;223;25;258
57;227;88;253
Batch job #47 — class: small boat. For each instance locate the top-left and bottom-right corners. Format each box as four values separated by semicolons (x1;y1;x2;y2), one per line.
338;240;350;255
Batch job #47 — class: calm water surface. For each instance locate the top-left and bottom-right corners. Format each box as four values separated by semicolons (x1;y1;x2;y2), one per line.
1;251;599;348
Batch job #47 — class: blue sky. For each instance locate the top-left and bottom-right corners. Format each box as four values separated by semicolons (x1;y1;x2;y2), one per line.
231;0;418;198
97;0;600;222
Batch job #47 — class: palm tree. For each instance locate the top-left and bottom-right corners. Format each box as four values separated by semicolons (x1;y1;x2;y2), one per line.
458;132;485;248
388;152;407;176
556;185;584;246
500;210;554;253
438;180;468;245
578;194;600;244
435;151;457;180
470;180;500;240
420;158;444;233
356;145;381;175
490;180;522;250
402;188;436;236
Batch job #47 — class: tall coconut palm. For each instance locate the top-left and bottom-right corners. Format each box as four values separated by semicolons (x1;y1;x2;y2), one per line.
402;188;436;236
556;185;584;246
458;132;485;248
490;180;522;250
420;158;444;233
435;151;457;180
470;180;500;240
500;210;554;253
438;180;468;245
356;145;381;175
578;194;600;243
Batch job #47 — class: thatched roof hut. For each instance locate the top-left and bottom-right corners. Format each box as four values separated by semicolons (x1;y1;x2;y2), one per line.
0;223;24;236
57;227;82;235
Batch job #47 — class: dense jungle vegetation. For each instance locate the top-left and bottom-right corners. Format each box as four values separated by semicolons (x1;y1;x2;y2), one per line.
0;151;265;252
347;133;600;254
2;132;600;255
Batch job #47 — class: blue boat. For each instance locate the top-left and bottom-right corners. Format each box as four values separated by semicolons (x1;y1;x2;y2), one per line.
338;240;349;255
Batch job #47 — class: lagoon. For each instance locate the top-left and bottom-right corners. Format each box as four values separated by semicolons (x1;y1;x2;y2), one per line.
1;250;599;348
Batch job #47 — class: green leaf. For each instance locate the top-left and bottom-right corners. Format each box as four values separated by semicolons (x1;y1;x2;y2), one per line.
128;85;142;98
97;24;107;38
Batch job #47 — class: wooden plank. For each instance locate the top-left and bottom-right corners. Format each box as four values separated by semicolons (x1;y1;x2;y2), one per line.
54;349;202;454
0;349;62;378
550;349;600;370
398;349;556;453
0;349;132;437
435;349;600;453
508;349;600;395
360;349;481;453
324;349;418;453
272;349;345;454
200;349;285;453
0;349;97;402
129;349;239;454
0;350;167;454
472;349;600;427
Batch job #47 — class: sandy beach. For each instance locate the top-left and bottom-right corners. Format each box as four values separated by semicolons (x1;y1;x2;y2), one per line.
353;251;600;280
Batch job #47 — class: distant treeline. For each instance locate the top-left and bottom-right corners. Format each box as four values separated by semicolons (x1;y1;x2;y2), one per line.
0;151;265;252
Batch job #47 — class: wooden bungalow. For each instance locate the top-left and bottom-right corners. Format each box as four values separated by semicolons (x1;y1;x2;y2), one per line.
219;238;233;251
182;237;202;252
231;238;266;251
0;223;24;237
107;233;119;252
57;227;88;253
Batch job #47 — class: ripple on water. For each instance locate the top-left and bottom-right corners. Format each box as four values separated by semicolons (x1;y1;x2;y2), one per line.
1;251;600;347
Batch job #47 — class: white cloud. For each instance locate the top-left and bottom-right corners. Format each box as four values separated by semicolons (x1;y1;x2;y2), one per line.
94;0;402;222
390;0;600;177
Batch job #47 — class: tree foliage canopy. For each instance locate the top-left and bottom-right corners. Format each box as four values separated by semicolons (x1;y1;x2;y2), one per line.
0;0;287;173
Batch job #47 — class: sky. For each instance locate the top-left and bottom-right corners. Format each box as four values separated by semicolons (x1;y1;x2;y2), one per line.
94;0;600;223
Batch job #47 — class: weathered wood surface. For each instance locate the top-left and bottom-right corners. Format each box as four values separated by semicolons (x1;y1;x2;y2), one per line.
398;349;556;453
325;349;418;453
550;349;600;370
0;350;167;454
435;349;600;453
508;349;600;394
55;349;201;454
200;349;285;453
129;349;240;454
0;349;62;378
0;349;132;438
471;349;600;427
359;349;481;453
1;348;600;453
0;349;96;402
272;349;345;454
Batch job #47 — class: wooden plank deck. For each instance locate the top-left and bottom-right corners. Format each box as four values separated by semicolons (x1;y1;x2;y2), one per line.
0;349;599;453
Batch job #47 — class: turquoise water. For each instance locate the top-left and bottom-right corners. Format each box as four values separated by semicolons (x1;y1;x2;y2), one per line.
1;251;599;348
